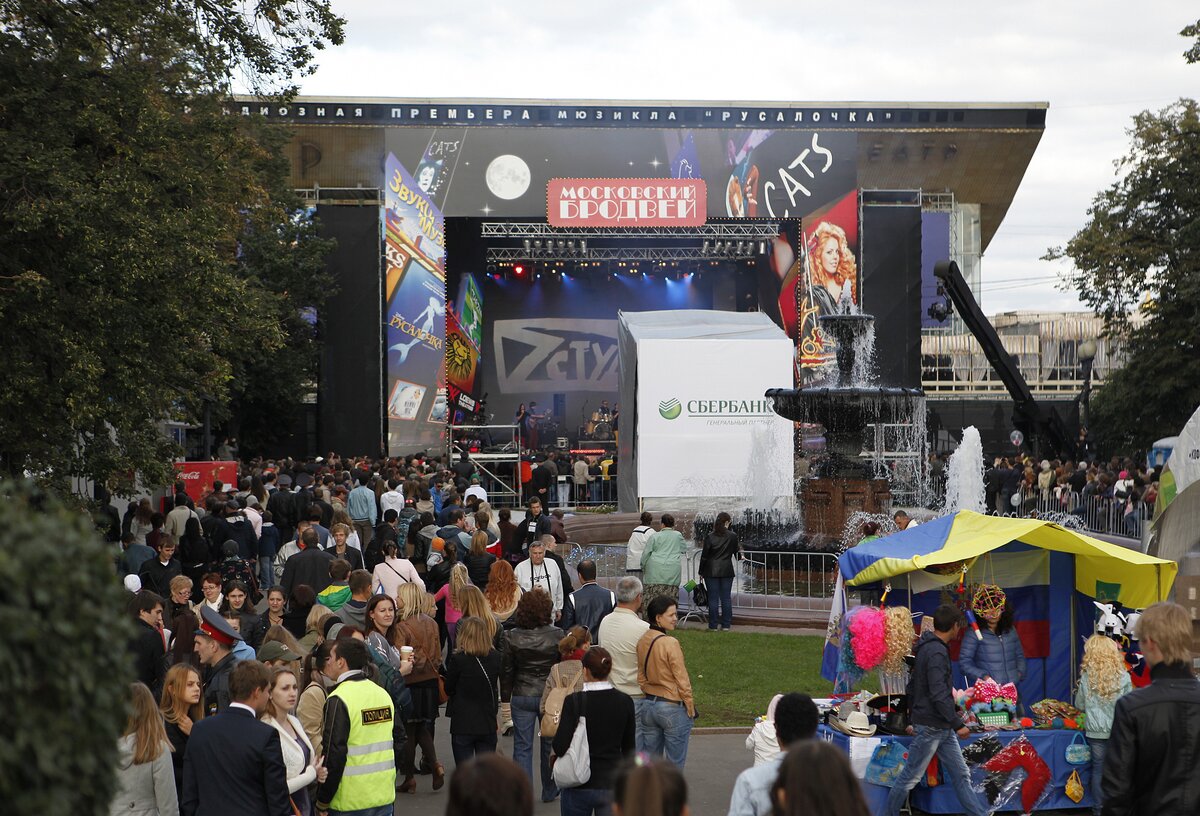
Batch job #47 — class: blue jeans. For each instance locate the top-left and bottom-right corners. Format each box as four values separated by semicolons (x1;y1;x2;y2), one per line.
706;576;734;629
330;806;392;816
641;698;693;768
258;555;275;591
1087;736;1107;816
632;697;646;753
451;732;497;765
886;725;987;816
561;786;613;816
511;695;558;801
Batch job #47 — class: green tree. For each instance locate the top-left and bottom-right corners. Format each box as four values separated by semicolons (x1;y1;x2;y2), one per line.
0;1;342;495
1045;99;1200;454
0;481;133;814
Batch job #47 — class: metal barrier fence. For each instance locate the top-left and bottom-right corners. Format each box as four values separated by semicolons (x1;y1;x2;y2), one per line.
1005;487;1150;539
561;543;840;619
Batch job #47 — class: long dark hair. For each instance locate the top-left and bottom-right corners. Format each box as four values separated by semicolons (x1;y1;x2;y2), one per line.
364;594;397;640
771;741;868;816
986;599;1016;636
713;511;732;536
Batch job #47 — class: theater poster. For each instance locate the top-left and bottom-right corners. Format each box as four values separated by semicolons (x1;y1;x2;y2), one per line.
383;153;447;453
796;190;861;384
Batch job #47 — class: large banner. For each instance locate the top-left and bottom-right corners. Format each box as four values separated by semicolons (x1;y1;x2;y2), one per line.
383;153;447;453
382;127;856;219
635;338;794;499
796;190;861;384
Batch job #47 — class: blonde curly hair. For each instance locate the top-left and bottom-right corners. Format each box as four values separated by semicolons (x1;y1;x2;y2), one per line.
806;221;858;303
1081;634;1125;701
881;606;916;674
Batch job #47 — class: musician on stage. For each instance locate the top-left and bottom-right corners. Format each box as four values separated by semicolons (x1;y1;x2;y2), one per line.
597;400;612;418
524;401;544;450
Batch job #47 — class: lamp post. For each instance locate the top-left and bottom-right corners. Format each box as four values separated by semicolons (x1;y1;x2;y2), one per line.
1078;339;1097;457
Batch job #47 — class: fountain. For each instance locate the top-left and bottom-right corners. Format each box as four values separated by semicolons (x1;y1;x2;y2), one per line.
943;425;987;514
766;311;924;543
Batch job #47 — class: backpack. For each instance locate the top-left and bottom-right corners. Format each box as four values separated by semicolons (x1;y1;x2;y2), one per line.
541;662;583;737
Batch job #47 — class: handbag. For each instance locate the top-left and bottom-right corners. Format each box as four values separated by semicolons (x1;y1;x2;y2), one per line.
692;580;709;607
1064;732;1091;765
865;739;909;787
551;693;591;788
1065;769;1085;803
437;673;449;705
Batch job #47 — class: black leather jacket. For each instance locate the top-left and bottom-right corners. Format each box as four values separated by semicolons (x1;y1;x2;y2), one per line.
699;531;741;579
1102;662;1200;816
500;625;562;700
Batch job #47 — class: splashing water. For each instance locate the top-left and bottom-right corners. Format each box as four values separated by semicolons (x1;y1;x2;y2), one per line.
943;425;987;514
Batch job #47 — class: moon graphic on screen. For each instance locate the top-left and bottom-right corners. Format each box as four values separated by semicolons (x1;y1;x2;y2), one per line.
485;154;531;200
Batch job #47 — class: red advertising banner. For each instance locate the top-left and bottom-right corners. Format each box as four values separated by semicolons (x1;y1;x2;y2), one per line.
173;461;238;502
547;178;707;228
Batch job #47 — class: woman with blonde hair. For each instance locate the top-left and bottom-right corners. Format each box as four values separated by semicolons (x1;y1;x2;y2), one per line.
435;562;471;649
444;616;503;763
477;501;502;540
805;221;858;316
111;682;177;816
299;604;335;654
159;665;203;801
1074;635;1132;816
485;558;522;623
393;581;444;792
260;666;326;816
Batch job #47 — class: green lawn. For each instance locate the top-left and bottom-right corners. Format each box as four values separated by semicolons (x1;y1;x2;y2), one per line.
674;629;837;727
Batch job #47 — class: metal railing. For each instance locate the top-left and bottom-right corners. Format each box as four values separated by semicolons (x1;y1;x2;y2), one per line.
999;486;1151;539
560;543;840;620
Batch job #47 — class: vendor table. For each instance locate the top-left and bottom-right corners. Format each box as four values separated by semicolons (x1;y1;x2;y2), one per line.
819;725;1093;814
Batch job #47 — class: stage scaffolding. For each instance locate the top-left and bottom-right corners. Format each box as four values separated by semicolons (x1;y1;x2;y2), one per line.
448;424;523;507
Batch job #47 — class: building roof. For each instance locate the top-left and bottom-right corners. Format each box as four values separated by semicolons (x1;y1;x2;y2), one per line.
243;97;1047;250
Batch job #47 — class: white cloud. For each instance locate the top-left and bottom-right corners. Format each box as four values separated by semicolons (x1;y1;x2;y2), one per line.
301;0;1197;314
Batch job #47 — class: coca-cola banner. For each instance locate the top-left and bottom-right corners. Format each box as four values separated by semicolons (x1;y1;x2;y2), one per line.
173;461;238;502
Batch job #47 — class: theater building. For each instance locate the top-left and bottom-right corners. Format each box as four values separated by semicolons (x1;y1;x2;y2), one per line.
242;97;1052;465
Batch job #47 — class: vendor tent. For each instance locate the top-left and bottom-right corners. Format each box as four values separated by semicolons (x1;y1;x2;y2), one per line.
832;510;1177;703
1149;403;1200;566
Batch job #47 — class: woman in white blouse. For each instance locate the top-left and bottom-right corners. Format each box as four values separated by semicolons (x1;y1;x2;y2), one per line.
372;541;425;598
260;667;326;816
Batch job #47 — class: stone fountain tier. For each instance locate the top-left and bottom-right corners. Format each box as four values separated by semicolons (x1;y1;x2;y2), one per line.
800;478;892;543
766;386;925;434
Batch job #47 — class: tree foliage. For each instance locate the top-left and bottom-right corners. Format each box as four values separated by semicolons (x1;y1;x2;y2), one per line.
0;1;343;494
1045;100;1200;454
0;481;133;814
1183;18;1200;64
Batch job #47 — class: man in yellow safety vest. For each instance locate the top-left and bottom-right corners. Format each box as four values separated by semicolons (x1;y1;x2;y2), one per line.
315;637;396;816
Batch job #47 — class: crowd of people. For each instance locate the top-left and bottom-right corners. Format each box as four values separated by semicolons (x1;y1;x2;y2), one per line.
980;452;1159;536
103;452;1198;816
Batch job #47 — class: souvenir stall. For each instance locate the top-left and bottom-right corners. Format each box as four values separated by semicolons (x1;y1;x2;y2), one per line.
821;510;1176;814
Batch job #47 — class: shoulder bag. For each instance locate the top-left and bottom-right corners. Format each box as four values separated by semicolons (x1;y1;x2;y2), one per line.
551;691;590;788
541;663;581;737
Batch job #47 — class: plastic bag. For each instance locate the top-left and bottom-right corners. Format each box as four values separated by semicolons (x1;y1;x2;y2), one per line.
865;739;908;787
973;736;1052;813
1065;769;1085;803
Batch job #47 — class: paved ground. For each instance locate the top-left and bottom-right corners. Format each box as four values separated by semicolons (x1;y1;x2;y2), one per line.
391;730;750;816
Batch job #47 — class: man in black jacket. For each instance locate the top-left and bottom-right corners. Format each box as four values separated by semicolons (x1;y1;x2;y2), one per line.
128;590;166;698
561;560;615;641
520;498;552;554
265;474;296;544
181;659;291;816
279;527;334;598
886;605;987;816
1102;602;1200;816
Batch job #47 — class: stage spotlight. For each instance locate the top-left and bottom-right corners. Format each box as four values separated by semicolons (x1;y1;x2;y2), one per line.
514;264;526;277
702;240;711;254
523;239;531;253
535;272;542;280
580;239;587;254
758;240;767;255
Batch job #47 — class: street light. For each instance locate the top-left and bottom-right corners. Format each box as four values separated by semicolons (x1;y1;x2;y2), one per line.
1078;339;1097;455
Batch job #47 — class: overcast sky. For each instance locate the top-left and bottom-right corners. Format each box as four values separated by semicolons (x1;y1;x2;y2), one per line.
297;1;1197;315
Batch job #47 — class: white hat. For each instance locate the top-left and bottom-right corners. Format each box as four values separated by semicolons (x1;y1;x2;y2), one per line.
123;575;143;593
833;710;877;737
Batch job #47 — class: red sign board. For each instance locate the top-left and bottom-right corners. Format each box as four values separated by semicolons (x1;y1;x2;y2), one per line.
173;461;239;502
547;178;707;228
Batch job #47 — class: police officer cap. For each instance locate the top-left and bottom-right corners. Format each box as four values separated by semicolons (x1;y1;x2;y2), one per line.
196;604;242;647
